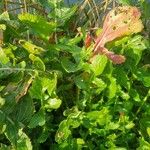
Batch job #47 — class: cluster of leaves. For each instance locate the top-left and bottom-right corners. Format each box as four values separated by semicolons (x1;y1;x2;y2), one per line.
0;0;150;149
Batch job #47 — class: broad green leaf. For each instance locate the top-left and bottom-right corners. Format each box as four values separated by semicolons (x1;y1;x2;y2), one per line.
137;138;150;150
129;88;141;102
106;122;120;130
55;44;82;54
37;129;49;143
92;78;106;94
45;98;62;109
61;57;81;73
41;74;57;96
0;11;10;21
49;6;77;24
135;66;150;87
28;110;45;128
114;67;130;89
29;75;57;100
57;6;76;21
86;107;112;126
90;55;107;76
127;35;147;51
11;95;34;124
29;77;43;99
18;13;56;40
125;121;135;129
67;118;80;129
55;120;71;143
5;121;19;147
107;77;117;99
74;74;91;90
0;48;10;64
125;35;147;65
77;138;85;145
63;106;79;117
17;129;32;150
0;94;16;115
114;36;129;46
29;54;45;71
19;40;45;55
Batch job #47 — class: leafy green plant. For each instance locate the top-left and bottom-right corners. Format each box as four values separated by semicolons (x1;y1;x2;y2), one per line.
0;0;150;149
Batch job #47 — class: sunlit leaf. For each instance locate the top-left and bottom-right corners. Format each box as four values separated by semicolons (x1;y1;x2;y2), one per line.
18;13;56;40
107;77;117;99
19;40;45;55
29;54;45;71
90;55;107;76
45;98;62;109
17;129;32;150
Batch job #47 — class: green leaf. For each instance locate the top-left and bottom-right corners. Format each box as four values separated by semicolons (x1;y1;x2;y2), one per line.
61;57;81;73
90;55;107;76
18;13;56;40
41;74;57;96
45;98;62;109
135;66;150;87
74;74;91;90
137;138;150;150
125;121;135;129
28;110;45;128
125;35;147;65
0;47;10;64
17;129;32;150
92;77;106;94
5;121;19;147
49;6;77;24
114;67;130;89
29;77;43;99
86;107;112;126
19;40;45;55
55;120;71;143
0;11;10;21
129;88;141;102
107;77;117;99
29;54;45;71
11;95;34;124
115;36;129;46
29;75;57;100
37;129;49;143
127;35;147;51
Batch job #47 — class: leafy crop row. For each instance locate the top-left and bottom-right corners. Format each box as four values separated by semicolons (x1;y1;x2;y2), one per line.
0;0;150;149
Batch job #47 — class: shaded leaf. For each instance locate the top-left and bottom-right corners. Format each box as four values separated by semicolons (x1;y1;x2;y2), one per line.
28;110;45;128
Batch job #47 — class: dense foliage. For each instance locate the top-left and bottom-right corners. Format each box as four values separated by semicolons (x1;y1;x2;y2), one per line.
0;0;150;149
